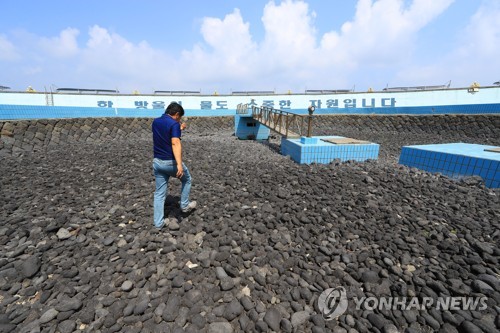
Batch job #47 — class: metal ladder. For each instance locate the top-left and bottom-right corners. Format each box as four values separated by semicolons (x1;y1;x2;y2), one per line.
45;91;54;106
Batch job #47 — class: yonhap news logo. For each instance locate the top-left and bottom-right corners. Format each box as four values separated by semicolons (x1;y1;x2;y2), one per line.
317;286;488;321
317;287;349;320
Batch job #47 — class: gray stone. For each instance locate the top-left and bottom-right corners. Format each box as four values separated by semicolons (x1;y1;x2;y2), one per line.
162;295;180;322
255;320;269;332
477;274;499;291
21;255;41;278
280;318;293;333
383;324;399;333
121;280;134;291
439;323;459;333
57;320;76;333
471;280;494;295
102;237;114;246
240;296;254;310
133;298;149;315
291;311;310;328
331;327;346;333
367;313;386;330
264;307;282;331
191;313;206;329
184;289;202;307
55;298;83;312
361;270;380;284
458;321;482;333
168;219;180;231
56;228;72;240
208;322;233;333
220;277;235;291
215;266;228;279
224;299;243;321
346;314;355;326
172;275;184;288
39;308;59;324
383;257;394;266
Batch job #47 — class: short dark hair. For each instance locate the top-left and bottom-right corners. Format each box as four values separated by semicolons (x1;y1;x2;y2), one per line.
165;102;185;117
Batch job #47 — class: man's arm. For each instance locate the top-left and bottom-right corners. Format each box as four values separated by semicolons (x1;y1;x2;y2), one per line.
171;137;183;178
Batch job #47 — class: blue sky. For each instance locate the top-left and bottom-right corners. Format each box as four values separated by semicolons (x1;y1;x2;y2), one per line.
1;0;499;94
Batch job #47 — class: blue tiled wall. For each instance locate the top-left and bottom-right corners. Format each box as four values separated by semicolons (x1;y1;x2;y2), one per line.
399;143;500;188
281;136;379;164
234;115;270;140
1;102;500;121
290;103;500;115
0;105;235;120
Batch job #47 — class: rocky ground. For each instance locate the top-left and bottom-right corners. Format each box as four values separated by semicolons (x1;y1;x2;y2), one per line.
0;129;499;333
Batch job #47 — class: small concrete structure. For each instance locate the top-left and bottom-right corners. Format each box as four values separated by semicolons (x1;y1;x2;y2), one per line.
234;113;270;140
399;143;500;188
281;135;379;164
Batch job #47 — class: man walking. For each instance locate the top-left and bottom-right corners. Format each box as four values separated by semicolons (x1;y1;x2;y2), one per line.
152;102;196;229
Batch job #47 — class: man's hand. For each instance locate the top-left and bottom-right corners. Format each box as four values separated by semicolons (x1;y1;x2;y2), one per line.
180;123;187;130
176;164;184;178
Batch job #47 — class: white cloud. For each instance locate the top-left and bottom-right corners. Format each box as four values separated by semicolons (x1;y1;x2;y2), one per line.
181;9;257;82
6;0;490;93
395;0;500;87
201;9;256;59
0;34;19;61
78;25;175;91
320;0;454;66
459;0;500;58
260;0;316;68
179;0;454;91
39;28;80;58
249;0;453;90
180;0;320;91
451;0;500;85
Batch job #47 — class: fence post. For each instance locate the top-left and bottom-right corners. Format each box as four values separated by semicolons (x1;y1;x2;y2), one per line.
307;105;315;137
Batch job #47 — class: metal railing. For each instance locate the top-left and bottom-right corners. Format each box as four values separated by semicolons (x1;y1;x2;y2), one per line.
55;88;120;94
251;106;313;138
153;90;201;95
236;103;250;115
383;81;451;92
232;90;275;95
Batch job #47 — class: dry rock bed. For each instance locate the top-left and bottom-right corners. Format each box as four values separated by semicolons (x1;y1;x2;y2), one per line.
1;131;499;333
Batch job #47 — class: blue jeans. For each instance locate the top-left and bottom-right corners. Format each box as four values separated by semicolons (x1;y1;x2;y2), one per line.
153;158;192;228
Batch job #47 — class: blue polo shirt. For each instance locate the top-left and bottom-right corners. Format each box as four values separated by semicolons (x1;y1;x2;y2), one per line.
152;114;181;160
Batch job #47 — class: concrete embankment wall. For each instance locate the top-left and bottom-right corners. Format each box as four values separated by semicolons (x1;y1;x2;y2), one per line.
0;117;233;156
314;114;499;136
0;115;498;156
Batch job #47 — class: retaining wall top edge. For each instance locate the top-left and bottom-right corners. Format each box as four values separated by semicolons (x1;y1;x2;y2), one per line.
0;116;235;122
314;113;500;117
2;113;499;122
